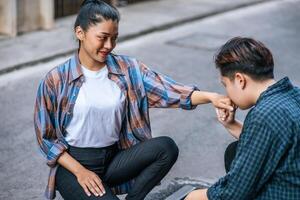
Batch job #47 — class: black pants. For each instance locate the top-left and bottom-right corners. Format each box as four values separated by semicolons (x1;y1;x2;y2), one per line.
224;141;238;173
56;136;179;200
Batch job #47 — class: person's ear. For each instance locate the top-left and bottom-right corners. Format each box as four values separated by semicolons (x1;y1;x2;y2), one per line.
75;26;85;41
234;73;246;90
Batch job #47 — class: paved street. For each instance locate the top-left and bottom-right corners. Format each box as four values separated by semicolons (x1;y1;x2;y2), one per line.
0;0;299;199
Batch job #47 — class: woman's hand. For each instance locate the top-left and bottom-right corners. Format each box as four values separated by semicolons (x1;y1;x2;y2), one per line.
57;152;106;197
75;167;106;197
209;93;234;111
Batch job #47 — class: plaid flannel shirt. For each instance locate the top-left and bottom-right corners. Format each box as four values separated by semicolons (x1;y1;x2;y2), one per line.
208;77;300;200
34;52;198;199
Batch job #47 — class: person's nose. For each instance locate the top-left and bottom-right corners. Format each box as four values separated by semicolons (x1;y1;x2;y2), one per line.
104;38;113;50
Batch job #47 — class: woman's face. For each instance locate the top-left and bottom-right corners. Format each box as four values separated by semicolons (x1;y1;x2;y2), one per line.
76;19;119;64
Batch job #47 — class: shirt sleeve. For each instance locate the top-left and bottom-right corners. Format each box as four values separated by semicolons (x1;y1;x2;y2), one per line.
139;61;199;109
207;118;287;200
34;77;68;168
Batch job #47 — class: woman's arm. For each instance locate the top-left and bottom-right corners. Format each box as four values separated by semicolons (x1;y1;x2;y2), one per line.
34;78;68;167
139;62;233;111
34;76;105;197
191;90;234;111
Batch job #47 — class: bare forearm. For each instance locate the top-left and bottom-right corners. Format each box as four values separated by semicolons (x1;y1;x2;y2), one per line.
224;120;243;139
191;91;216;105
57;151;85;176
191;91;233;111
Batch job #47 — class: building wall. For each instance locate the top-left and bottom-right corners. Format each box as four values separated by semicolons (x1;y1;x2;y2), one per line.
0;0;17;36
54;0;152;19
0;0;152;37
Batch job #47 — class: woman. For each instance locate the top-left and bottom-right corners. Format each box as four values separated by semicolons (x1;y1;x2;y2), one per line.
34;1;232;199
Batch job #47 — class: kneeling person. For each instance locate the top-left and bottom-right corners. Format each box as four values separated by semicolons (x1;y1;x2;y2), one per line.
186;37;300;200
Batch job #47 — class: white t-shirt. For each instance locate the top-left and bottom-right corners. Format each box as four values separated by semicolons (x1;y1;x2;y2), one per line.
65;65;125;147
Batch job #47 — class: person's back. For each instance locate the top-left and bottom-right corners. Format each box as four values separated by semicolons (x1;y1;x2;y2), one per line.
242;77;300;199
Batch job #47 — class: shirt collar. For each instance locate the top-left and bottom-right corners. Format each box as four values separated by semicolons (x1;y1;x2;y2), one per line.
69;52;124;84
106;53;125;76
256;77;293;104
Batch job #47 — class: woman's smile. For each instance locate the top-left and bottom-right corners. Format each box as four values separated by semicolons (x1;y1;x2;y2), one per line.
98;50;109;57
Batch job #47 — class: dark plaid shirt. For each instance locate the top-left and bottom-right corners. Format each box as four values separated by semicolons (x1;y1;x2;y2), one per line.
208;77;300;200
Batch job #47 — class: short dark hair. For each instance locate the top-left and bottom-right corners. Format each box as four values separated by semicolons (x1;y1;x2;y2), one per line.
214;37;274;81
74;0;120;31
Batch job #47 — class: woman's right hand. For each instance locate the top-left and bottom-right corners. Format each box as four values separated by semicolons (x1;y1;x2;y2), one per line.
75;167;106;197
57;151;106;197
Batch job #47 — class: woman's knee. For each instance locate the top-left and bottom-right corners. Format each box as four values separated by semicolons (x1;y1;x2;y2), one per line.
155;136;179;162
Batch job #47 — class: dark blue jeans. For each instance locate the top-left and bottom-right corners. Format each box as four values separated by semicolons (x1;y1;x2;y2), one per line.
224;141;238;173
56;136;179;200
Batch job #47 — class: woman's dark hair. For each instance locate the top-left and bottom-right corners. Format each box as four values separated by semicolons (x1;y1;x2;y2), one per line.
74;0;120;31
214;37;274;81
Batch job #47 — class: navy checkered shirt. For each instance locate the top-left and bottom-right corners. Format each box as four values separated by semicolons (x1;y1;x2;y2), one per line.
207;77;300;200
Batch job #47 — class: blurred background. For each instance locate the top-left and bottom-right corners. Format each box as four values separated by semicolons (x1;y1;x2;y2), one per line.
0;0;143;37
0;0;299;199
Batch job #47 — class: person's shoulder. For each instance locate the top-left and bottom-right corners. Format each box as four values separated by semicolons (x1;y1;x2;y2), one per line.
259;87;299;115
250;96;285;122
292;85;300;96
42;56;73;86
48;56;73;76
246;92;298;135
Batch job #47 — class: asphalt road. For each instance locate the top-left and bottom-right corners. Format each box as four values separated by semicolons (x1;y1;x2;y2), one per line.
0;0;299;199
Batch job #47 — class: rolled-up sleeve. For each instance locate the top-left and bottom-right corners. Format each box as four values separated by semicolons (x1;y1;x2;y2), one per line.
34;78;68;168
139;61;199;110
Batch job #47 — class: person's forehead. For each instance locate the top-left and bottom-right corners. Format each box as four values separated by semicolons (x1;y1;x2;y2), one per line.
89;21;118;32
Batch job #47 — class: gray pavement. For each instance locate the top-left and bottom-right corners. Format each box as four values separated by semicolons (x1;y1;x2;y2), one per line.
1;0;300;199
0;0;271;75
